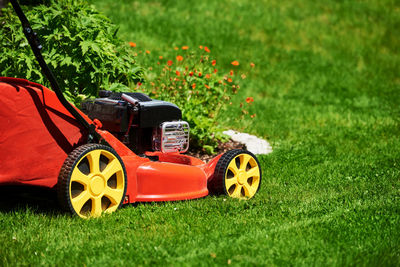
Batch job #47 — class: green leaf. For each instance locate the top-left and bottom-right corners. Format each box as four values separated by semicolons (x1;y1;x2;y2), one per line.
79;40;93;55
108;83;129;92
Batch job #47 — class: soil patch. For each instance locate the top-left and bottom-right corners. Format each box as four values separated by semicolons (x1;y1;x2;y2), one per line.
187;139;246;162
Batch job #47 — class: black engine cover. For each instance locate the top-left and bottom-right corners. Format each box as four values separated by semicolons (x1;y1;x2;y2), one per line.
138;100;181;128
81;92;182;131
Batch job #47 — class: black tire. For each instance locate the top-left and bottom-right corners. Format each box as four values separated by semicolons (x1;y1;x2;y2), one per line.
57;144;127;218
209;149;262;199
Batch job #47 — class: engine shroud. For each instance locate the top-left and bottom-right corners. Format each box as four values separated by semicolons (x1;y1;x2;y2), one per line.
81;91;186;154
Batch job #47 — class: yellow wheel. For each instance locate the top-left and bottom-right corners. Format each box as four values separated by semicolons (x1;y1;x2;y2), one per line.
209;149;261;199
57;144;127;218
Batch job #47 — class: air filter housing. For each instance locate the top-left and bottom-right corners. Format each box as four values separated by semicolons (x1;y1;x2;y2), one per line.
153;121;190;153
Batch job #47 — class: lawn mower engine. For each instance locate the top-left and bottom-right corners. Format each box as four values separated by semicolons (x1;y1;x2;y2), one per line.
81;91;189;155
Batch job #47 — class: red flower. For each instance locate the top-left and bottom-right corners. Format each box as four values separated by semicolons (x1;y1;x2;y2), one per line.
167;60;173;66
198;72;202;77
211;59;216;66
205;84;210;89
227;78;232;83
137;82;142;87
191;83;196;89
214;69;218;73
229;70;234;76
189;71;194;76
129;42;136;47
204;46;210;53
231;60;239;66
176;70;180;76
205;74;211;79
176;55;183;61
246;97;254;103
182;46;189;50
250;62;255;68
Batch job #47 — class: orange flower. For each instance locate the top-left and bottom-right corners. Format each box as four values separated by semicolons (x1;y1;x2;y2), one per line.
250;62;255;67
211;59;216;66
227;78;232;83
176;55;183;61
174;47;179;50
198;72;202;77
167;60;173;66
204;46;210;53
205;84;210;89
159;56;163;60
129;42;136;47
214;69;218;73
176;70;180;76
182;46;189;50
231;60;239;66
229;70;234;76
191;83;196;89
189;71;194;76
199;45;203;49
246;97;254;103
205;74;211;79
250;114;256;118
146;50;150;54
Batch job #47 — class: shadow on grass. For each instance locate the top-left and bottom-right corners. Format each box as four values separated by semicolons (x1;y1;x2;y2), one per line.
0;185;63;216
0;184;221;217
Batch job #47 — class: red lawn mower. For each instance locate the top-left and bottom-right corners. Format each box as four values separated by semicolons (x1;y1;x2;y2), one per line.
0;0;262;218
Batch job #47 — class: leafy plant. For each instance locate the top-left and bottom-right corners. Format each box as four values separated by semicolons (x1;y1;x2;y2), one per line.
135;46;255;153
0;0;142;104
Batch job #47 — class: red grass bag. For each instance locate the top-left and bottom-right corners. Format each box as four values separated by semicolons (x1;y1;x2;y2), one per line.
0;77;86;188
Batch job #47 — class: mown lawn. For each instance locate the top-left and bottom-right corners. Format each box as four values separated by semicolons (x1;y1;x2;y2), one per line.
1;0;399;265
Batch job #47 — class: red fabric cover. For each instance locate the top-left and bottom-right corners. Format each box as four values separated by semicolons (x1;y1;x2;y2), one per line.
0;77;87;188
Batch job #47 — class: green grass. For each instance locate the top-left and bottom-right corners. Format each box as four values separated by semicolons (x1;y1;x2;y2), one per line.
1;0;400;265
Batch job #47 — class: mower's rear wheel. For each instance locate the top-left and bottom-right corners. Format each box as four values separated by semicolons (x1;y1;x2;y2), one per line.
210;149;261;199
58;144;127;218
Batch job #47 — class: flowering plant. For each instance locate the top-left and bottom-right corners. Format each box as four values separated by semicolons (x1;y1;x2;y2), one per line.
133;45;255;153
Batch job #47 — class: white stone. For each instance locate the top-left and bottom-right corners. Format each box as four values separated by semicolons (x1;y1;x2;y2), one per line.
223;130;273;155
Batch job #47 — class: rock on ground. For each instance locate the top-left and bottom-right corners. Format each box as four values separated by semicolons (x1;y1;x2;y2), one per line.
223;130;273;155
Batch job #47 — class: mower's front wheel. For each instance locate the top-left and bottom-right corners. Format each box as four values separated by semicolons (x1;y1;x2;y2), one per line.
210;149;261;199
57;144;127;218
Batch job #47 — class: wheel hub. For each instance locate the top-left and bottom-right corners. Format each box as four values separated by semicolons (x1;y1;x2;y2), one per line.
238;170;246;185
90;175;105;196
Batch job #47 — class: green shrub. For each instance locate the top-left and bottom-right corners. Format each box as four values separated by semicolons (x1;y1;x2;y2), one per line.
0;0;142;104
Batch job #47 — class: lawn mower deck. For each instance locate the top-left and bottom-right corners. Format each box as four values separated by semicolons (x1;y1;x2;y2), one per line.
0;0;262;218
